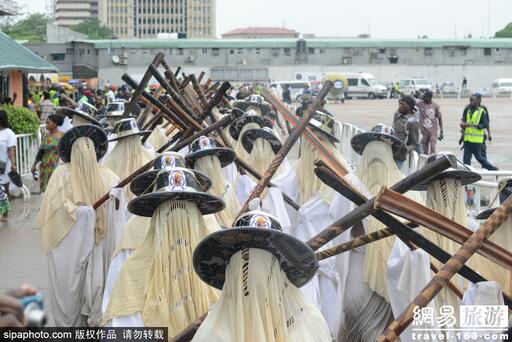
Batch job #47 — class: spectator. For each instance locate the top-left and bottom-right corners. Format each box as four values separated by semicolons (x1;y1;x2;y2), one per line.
282;84;292;104
0;285;38;327
416;90;443;155
0;110;17;221
106;85;116;104
37;91;55;125
27;93;36;112
31;114;64;192
460;95;498;170
393;96;421;154
461;76;468;96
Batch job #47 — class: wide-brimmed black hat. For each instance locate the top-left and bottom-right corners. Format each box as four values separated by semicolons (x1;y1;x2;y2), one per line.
412;152;481;191
128;167;225;217
476;177;512;219
185;136;236;168
58;124;108;162
108;117;151;142
228;111;273;141
57;107;101;127
298;110;339;143
233;95;274;117
130;152;211;196
351;124;407;161
241;127;282;155
193;211;318;290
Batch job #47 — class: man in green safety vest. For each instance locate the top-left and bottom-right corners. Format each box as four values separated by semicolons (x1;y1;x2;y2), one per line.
460;94;498;170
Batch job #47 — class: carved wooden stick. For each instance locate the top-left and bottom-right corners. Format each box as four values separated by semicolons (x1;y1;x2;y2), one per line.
377;194;512;342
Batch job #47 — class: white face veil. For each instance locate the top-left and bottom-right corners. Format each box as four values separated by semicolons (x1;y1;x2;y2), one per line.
192;248;332;342
295;132;349;205
355;140;406;301
103;135;154;200
195;155;241;226
102;200;219;333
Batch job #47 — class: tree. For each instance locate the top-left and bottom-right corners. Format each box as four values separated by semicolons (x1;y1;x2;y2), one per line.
2;13;49;43
71;19;115;39
495;23;512;38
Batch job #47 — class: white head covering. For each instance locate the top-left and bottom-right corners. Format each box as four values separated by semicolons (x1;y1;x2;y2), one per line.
57;116;73;133
193;248;331;342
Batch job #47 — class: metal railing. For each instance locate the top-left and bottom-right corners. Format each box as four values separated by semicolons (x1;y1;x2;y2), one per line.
15;133;39;177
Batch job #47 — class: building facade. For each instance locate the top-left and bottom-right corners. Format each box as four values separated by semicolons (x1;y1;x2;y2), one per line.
54;0;97;27
97;0;215;39
26;38;512;89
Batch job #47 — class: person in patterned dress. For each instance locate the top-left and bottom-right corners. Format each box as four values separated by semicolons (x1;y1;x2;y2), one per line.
32;114;64;192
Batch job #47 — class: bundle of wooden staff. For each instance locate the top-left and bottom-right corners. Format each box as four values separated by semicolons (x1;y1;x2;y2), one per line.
86;53;511;341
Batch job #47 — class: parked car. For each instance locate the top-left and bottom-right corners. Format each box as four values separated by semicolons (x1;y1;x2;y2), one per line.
440;82;459;98
267;81;311;102
492;78;512;96
399;77;433;96
344;72;387;99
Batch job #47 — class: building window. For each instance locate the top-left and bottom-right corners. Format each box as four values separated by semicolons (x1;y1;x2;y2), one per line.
484;48;492;56
424;47;433;56
202;48;208;54
230;49;234;54
379;48;386;54
308;48;315;54
178;48;184;55
237;48;243;54
284;48;291;56
50;53;65;61
212;48;219;56
319;48;326;54
66;48;74;55
255;48;260;54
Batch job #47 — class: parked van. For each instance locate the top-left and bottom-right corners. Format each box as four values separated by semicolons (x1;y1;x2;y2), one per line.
492;78;512;96
399;77;433;95
344;72;387;99
267;81;311;102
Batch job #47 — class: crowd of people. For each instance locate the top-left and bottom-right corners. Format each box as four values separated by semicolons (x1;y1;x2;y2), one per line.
0;78;509;342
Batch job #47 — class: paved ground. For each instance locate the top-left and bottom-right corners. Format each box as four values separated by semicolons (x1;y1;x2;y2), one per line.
0;97;510;326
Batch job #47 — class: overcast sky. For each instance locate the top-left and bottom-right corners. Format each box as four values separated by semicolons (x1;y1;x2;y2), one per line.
15;0;512;39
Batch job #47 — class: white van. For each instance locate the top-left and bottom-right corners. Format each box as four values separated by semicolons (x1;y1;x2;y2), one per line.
344;72;387;99
399;77;433;95
492;78;512;96
267;81;311;102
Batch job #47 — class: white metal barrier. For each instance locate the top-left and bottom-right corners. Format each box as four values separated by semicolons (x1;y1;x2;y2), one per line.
15;133;38;177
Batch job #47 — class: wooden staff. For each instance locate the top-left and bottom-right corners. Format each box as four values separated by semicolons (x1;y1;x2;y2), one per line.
92;112;236;209
137;88;163;128
306;156;453;251
122;74;191;130
313;164;512;306
377;194;512;342
123;52;164;117
375;188;512;271
197;71;205;84
122;74;301;210
235;81;334;221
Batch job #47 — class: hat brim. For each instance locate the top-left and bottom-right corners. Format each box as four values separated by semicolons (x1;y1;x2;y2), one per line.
57;108;101;127
58;124;108;162
412;170;482;191
8;171;22;188
351;132;407;161
309;125;340;143
128;191;224;217
241;129;282;155
229;116;273;141
130;169;212;196
193;227;318;290
234;102;273;116
185;147;236;168
475;207;496;220
108;130;152;142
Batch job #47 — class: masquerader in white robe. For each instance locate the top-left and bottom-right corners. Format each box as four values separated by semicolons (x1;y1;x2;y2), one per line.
185;136;241;227
103;118;154;202
235;126;291;231
39;125;122;327
102;167;224;335
340;124;428;342
192;211;331;342
272;110;354;336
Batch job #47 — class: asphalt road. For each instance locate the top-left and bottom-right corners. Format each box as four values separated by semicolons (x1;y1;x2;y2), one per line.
0;96;510;327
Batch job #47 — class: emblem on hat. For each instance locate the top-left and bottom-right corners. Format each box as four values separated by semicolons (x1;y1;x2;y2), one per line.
198;136;212;150
249;214;271;229
168;170;187;191
161;153;176;169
